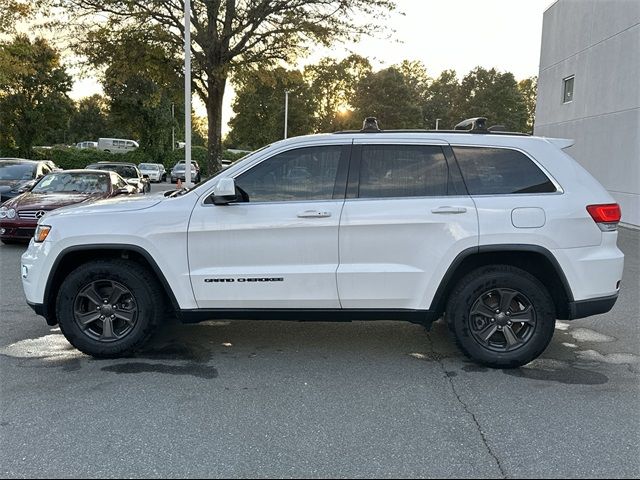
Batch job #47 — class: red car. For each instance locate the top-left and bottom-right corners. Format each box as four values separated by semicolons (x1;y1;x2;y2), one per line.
0;169;136;244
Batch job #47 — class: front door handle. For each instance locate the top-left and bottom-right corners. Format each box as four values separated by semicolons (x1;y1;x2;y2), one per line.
297;210;332;218
431;206;467;214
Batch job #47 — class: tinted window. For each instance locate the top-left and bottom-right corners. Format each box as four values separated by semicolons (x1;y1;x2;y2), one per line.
358;145;449;198
453;147;557;195
235;146;342;202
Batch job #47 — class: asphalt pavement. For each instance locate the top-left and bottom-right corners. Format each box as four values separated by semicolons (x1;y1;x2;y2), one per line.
1;183;638;478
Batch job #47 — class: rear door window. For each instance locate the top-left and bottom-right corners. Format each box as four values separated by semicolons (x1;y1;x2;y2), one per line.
452;146;557;195
357;145;450;198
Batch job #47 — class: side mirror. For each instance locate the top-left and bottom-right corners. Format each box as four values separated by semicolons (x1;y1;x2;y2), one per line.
212;178;238;205
142;174;149;179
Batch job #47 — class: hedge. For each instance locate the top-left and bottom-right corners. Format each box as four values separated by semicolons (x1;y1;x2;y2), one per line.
4;145;248;176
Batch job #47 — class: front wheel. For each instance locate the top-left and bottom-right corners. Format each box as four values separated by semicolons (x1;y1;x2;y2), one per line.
445;265;556;368
56;259;164;357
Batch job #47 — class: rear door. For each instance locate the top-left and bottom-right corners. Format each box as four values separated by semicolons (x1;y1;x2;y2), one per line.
337;139;478;310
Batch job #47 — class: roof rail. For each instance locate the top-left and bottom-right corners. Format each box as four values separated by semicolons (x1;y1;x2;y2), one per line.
332;117;530;136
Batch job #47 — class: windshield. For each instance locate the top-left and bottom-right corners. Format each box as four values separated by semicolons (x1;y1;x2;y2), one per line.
33;172;109;194
91;164;138;178
0;163;36;181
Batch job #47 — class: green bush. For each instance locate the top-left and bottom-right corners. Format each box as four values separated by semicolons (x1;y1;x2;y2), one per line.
7;145;246;176
30;147;156;170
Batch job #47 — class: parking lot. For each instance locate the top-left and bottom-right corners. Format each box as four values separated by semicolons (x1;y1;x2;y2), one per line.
1;183;638;478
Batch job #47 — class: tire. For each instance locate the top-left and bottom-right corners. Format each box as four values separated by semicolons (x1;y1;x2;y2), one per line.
56;259;165;358
445;265;556;369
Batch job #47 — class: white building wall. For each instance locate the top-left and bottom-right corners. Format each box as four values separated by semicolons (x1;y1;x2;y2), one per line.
535;0;640;226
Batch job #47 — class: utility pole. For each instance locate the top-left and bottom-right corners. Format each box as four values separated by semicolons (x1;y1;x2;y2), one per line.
171;103;175;151
184;0;192;187
284;90;289;139
435;118;441;130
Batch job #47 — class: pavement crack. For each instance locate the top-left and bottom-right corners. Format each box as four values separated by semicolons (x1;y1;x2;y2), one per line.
426;335;507;478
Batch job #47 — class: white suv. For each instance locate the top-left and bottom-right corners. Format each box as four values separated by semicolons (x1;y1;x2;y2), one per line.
21;118;624;367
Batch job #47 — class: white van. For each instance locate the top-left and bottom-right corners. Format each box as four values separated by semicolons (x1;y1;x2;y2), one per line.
98;138;139;154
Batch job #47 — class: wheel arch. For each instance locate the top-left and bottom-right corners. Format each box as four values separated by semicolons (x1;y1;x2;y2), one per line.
43;244;180;325
430;244;574;320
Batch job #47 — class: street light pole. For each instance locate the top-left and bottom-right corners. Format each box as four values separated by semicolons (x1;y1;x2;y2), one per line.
435;118;441;130
171;103;175;151
284;90;289;139
184;0;192;188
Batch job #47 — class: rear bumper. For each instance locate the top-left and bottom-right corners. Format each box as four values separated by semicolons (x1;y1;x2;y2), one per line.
567;294;618;320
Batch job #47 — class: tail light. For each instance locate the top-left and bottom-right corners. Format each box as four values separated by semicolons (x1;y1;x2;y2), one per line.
587;204;621;231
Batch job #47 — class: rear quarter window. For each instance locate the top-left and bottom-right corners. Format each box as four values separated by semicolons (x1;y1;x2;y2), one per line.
452;146;557;195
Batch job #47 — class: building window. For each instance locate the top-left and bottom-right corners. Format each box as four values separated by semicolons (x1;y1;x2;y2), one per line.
563;75;574;103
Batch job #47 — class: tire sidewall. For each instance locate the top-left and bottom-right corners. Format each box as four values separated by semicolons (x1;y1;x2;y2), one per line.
448;266;556;368
56;261;157;357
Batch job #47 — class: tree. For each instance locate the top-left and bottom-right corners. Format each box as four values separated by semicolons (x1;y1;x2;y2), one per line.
422;69;460;130
305;54;371;133
55;0;397;173
68;95;109;143
518;76;537;133
351;65;425;129
227;67;316;150
0;36;73;155
457;67;528;132
82;28;184;162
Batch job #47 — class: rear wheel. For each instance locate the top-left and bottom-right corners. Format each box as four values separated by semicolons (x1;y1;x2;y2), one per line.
445;265;556;368
56;259;164;357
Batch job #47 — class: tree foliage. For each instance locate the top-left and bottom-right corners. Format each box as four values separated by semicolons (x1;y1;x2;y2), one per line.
54;0;397;172
518;76;537;133
227;68;316;149
0;36;73;156
457;67;528;132
305;54;371;133
351;65;425;129
422;69;459;130
67;95;109;144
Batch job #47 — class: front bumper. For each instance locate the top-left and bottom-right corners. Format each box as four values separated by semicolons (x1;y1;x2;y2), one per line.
0;218;37;242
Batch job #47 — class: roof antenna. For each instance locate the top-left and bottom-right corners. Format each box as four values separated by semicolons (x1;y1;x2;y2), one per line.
361;117;381;133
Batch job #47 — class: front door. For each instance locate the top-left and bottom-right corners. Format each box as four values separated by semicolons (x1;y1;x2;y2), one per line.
188;143;350;309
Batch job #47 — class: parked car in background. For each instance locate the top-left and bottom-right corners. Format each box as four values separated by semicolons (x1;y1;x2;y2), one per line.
98;138;139;154
42;160;62;172
85;162;150;193
138;163;165;183
0;159;55;203
0;169;135;244
76;141;98;149
171;162;199;183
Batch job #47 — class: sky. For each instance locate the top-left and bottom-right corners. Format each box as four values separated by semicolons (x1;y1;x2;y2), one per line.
66;0;556;134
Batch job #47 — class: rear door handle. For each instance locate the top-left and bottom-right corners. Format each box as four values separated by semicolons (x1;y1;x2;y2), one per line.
297;210;332;218
431;206;467;214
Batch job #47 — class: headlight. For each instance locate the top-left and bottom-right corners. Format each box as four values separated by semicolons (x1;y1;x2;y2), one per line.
6;208;16;219
0;206;6;218
34;224;51;243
